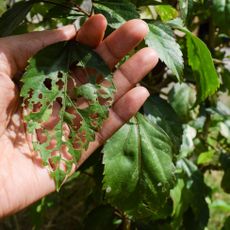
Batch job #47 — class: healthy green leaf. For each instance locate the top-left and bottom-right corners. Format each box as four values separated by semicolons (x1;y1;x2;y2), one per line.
186;33;220;102
168;18;220;103
21;41;115;190
170;159;210;230
178;0;194;23
93;0;139;29
145;22;184;81
0;0;6;16
143;96;183;153
197;150;216;165
211;200;230;213
212;0;230;32
0;0;35;37
155;5;178;22
168;83;197;122
102;113;176;220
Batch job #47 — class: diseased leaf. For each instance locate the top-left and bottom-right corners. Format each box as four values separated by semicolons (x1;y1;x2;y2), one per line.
93;0;139;28
145;22;184;81
21;41;115;190
102;113;176;220
143;96;183;153
0;0;35;37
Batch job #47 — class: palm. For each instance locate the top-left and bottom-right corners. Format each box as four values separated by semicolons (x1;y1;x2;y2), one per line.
0;15;158;217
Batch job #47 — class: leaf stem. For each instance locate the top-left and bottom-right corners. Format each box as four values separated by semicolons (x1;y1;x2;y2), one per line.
40;0;78;12
40;0;91;16
73;5;91;17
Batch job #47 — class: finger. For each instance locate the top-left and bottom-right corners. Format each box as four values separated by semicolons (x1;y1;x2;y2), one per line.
113;47;158;100
1;15;106;77
1;25;75;77
77;86;149;165
69;47;158;102
76;14;107;48
95;19;149;69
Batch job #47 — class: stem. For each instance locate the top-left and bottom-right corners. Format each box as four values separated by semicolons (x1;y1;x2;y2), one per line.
41;0;77;12
213;58;229;65
208;18;216;52
203;112;211;141
122;215;131;230
73;5;91;17
41;0;91;17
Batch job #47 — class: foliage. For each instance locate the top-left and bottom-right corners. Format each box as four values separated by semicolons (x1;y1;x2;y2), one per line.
21;41;115;188
0;0;230;229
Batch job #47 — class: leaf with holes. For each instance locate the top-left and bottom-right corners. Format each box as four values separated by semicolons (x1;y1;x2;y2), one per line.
20;41;115;190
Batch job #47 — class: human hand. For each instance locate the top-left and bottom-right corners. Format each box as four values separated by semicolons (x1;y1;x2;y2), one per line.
0;14;158;217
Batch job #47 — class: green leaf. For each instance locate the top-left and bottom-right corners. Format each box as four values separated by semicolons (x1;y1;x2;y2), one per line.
93;0;139;29
178;0;194;23
155;5;178;22
197;150;216;165
211;200;230;213
168;18;220;103
170;159;210;230
143;96;183;153
212;0;230;32
145;22;183;81
0;0;6;16
186;33;220;102
168;83;197;122
102;113;176;220
0;0;35;37
21;41;115;190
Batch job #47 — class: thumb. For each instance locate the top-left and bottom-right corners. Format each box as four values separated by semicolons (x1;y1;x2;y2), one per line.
1;25;76;77
1;14;107;77
0;25;76;136
0;14;107;136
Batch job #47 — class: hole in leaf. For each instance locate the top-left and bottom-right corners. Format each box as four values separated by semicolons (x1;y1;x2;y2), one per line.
56;79;64;90
43;78;52;90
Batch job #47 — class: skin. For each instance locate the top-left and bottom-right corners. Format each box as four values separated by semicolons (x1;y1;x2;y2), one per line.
0;14;158;218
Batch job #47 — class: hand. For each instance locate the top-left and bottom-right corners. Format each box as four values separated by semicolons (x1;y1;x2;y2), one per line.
0;14;158;217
